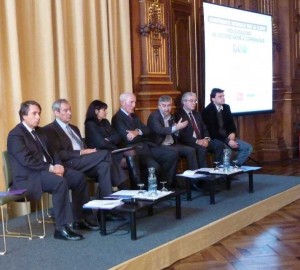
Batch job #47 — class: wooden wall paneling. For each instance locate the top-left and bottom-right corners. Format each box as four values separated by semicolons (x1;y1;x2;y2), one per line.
278;0;299;158
289;0;300;157
228;0;287;161
130;0;181;123
171;0;197;108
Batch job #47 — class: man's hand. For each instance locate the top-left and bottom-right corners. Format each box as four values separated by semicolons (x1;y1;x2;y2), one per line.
196;139;209;147
228;133;236;140
175;118;188;130
52;164;65;177
80;148;97;155
126;130;139;141
228;139;239;148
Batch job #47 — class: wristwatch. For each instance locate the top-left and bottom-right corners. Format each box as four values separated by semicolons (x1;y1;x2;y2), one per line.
204;137;211;142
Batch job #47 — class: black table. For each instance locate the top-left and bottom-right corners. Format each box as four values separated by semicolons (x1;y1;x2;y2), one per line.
98;190;185;240
176;166;261;204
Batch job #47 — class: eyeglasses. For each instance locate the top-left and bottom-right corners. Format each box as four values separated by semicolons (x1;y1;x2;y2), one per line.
185;99;198;104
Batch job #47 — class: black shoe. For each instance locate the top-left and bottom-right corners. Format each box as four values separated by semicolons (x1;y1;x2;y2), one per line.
54;226;84;241
72;219;99;231
105;211;126;222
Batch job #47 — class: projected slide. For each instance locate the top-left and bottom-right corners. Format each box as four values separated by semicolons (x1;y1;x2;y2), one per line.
203;3;273;115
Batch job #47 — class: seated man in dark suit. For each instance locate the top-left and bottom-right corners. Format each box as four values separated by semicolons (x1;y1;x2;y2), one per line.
112;92;178;188
42;99;127;201
7;100;97;241
147;95;198;171
176;92;224;168
202;88;253;166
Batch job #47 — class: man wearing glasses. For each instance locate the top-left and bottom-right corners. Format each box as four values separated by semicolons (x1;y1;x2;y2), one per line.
147;95;198;172
176;92;224;168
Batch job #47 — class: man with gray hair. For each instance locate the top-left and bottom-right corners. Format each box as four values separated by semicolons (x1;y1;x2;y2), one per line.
43;99;128;213
147;95;198;170
176;92;224;167
112;92;178;188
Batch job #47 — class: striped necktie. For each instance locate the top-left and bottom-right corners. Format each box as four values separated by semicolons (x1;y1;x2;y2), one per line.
188;112;202;139
66;125;84;150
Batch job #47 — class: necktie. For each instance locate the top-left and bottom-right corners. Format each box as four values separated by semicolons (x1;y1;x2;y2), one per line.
163;116;174;145
128;114;133;121
31;130;53;164
188;112;202;139
66;125;84;150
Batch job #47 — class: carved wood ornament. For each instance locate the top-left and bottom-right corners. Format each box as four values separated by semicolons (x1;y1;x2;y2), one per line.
140;0;168;58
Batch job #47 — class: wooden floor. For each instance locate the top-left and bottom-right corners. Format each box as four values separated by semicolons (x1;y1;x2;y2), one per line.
165;159;300;270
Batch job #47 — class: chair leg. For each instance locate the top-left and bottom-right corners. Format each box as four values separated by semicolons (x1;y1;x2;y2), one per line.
1;198;33;255
34;199;45;239
4;198;35;240
0;206;7;255
36;194;54;225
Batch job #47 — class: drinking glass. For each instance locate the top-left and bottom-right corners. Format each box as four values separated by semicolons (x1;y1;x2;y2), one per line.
160;181;168;192
213;161;220;171
137;183;145;195
232;160;239;170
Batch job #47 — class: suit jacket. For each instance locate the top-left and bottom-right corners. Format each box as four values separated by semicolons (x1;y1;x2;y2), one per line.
175;108;210;144
7;123;53;200
85;118;120;151
111;109;152;146
42;120;83;163
202;102;237;143
147;109;178;145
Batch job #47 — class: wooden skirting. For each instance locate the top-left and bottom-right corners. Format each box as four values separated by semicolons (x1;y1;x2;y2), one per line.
110;185;300;270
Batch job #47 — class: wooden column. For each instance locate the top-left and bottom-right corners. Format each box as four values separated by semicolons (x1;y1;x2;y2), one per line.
131;0;180;122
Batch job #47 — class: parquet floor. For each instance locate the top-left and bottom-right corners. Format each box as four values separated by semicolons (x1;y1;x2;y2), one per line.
165;159;300;270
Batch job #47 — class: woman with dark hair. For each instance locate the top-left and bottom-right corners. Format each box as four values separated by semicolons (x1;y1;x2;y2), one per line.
85;100;141;188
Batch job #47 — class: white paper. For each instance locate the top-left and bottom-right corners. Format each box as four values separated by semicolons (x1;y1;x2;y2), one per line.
176;171;208;178
111;190;140;196
83;200;123;209
197;167;254;175
134;190;173;201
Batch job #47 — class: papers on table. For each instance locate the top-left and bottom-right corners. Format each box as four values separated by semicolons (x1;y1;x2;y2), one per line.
83;200;124;209
176;169;208;178
134;190;173;201
106;190;174;201
176;165;262;178
109;190;140;196
84;190;174;208
197;167;243;175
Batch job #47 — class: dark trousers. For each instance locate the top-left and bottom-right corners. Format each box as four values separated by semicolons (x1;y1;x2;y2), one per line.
161;144;198;170
65;150;127;198
135;143;178;186
185;139;224;168
40;168;88;230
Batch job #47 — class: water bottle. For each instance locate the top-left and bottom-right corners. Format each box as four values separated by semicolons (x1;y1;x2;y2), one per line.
147;167;157;196
223;149;231;173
